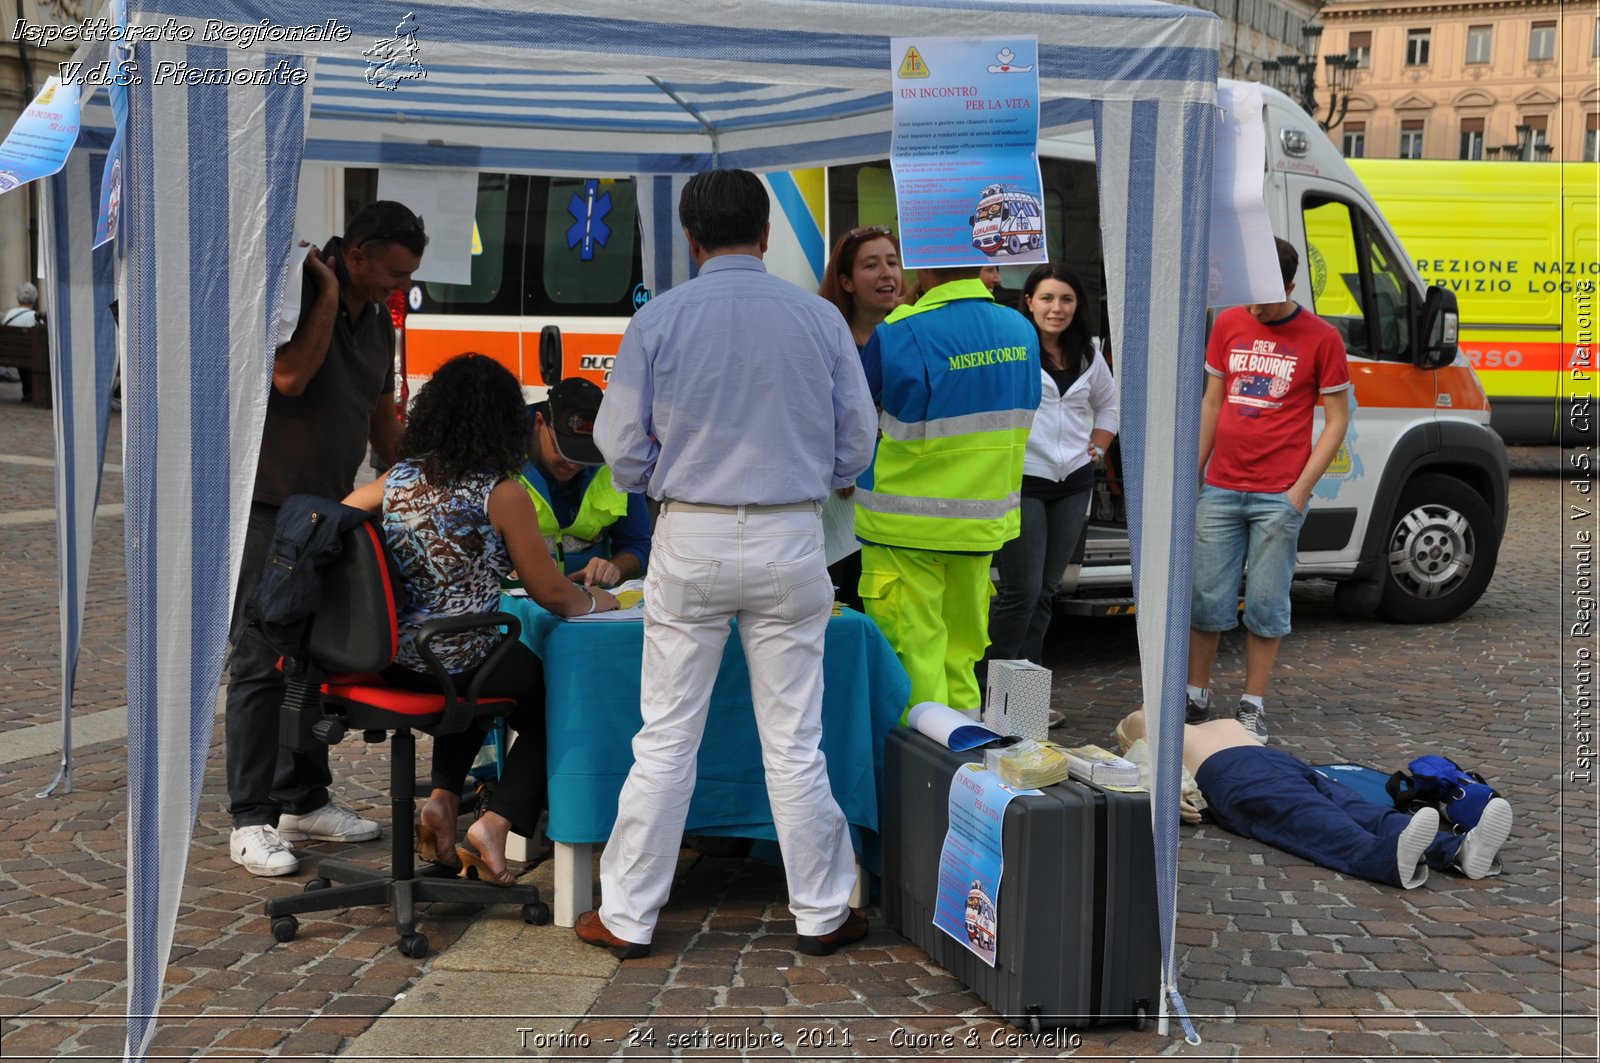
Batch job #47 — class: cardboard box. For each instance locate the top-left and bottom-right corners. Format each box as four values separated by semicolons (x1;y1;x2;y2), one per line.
983;659;1052;741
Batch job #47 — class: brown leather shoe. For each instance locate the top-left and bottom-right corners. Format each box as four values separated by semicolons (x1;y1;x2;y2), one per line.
575;910;650;959
795;909;869;956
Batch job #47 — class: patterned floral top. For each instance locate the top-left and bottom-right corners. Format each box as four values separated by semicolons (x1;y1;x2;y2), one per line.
382;459;511;674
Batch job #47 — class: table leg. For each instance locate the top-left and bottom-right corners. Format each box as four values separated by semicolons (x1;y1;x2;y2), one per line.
553;841;593;928
850;861;868;908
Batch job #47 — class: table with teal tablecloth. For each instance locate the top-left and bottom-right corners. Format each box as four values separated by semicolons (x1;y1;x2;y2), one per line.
499;594;911;924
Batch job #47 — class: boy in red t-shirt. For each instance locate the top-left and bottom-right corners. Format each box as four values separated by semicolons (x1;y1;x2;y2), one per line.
1188;238;1351;742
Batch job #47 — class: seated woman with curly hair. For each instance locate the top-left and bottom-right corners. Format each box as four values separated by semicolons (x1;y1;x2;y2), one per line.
345;353;620;884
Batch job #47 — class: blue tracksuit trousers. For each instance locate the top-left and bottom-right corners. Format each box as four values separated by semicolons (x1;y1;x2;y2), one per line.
1196;746;1463;887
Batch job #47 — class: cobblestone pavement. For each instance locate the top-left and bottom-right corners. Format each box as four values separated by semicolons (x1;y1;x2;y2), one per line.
0;381;1595;1060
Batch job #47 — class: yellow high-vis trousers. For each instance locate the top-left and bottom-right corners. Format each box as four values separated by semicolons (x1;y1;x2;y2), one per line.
858;545;993;722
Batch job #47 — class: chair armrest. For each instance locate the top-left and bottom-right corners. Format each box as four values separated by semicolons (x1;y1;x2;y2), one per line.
413;611;524;735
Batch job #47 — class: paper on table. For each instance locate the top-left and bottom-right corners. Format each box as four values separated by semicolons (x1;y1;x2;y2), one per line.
907;701;1004;752
567;578;647;622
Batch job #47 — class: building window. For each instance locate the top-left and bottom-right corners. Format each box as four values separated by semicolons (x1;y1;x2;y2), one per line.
1343;121;1366;158
1529;21;1556;61
1399;119;1425;159
1406;28;1431;66
1465;25;1493;64
1523;114;1550;159
1348;30;1372;69
1586;114;1598;162
1459;118;1485;160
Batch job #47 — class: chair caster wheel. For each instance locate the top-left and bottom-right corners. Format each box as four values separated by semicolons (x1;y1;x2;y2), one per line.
271;916;298;943
522;902;551;926
304;877;331;892
399;932;430;959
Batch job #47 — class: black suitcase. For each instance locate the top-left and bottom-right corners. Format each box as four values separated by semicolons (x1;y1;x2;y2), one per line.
881;728;1160;1032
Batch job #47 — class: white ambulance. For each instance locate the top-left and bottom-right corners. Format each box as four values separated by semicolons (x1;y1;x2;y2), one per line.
338;80;1506;624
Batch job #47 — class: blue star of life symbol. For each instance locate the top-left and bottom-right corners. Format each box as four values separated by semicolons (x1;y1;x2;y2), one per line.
567;179;612;261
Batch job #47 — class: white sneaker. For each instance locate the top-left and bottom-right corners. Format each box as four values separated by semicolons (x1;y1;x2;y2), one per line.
1456;797;1513;879
230;825;299;876
276;802;381;843
1395;806;1439;889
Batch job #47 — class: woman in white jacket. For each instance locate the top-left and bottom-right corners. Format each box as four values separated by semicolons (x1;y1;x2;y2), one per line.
987;264;1119;671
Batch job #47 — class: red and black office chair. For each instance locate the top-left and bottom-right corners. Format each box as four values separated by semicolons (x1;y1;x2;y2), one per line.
264;518;549;958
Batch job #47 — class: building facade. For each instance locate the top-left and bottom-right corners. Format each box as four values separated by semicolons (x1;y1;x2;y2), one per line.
1317;0;1596;161
1175;0;1328;81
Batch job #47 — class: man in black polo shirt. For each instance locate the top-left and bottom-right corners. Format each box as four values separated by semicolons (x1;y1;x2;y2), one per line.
226;201;427;877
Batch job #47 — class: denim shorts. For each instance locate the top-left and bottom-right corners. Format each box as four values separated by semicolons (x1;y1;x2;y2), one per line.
1190;484;1305;638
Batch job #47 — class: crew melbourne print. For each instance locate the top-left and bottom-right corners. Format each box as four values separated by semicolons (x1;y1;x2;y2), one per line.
1226;340;1298;414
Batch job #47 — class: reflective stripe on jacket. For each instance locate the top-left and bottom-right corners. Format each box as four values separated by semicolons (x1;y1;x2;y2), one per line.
855;279;1042;552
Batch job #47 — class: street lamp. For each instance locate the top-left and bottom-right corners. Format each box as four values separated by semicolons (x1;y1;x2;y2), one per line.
1261;25;1356;131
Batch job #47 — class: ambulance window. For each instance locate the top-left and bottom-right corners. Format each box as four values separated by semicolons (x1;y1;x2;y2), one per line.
1362;221;1411;359
1300;196;1412;363
537;178;641;310
420;173;518;312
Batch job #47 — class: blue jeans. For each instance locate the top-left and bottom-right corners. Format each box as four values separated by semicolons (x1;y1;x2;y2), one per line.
1197;746;1463;888
1191;485;1305;638
987;490;1092;665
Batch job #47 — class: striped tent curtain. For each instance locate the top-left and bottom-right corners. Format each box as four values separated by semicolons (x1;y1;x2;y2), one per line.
36;133;121;800
33;3;1222;1057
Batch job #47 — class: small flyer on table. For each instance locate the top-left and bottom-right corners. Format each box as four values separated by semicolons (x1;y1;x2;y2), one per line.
933;763;1039;967
567;578;645;622
889;36;1046;269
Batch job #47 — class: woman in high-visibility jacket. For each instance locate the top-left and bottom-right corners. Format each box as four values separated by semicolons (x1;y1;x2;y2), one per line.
819;225;906;610
854;267;1041;717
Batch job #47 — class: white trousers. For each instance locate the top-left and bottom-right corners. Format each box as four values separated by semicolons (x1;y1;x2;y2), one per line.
598;503;855;941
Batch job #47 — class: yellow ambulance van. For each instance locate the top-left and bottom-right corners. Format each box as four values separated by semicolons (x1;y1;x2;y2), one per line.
1349;158;1597;445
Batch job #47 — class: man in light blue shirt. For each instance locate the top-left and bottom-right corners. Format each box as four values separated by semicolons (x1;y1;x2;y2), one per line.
584;169;877;961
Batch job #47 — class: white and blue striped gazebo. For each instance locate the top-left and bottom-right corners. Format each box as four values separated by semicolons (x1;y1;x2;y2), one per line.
35;2;1219;1058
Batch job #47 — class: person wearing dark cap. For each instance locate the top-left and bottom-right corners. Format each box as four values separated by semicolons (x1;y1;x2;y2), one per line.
225;200;427;878
515;378;651;588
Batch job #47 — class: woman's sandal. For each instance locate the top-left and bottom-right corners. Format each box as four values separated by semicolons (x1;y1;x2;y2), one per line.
416;822;462;872
455;845;517;887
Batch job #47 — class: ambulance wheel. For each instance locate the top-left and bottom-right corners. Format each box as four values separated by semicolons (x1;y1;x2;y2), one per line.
1377;474;1497;624
1007;235;1022;255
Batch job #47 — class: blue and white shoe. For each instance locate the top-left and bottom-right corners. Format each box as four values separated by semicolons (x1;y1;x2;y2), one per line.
1234;701;1268;743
